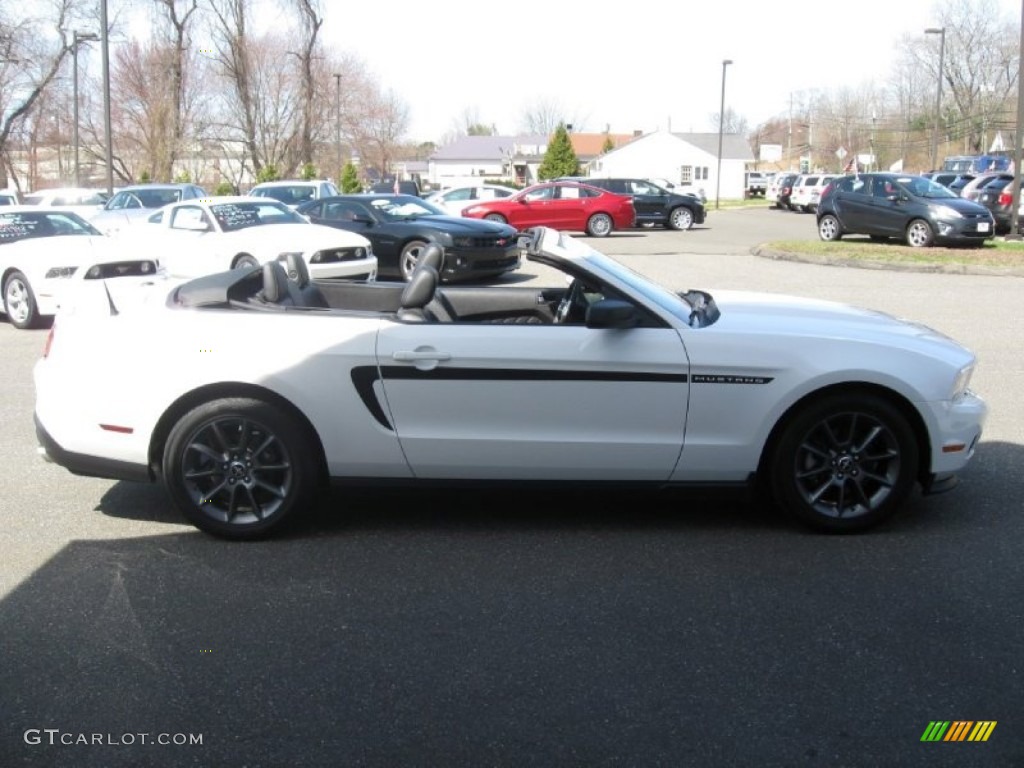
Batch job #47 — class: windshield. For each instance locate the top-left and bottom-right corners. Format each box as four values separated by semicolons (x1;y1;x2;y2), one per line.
896;176;958;199
209;201;305;232
0;211;102;243
367;196;447;220
532;231;693;323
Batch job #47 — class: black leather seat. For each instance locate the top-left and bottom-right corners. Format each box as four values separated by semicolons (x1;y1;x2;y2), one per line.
418;244;444;275
283;253;329;308
259;260;296;306
396;265;438;322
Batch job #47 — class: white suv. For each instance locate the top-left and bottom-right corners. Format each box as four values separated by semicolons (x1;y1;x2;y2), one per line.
248;180;339;209
789;174;839;213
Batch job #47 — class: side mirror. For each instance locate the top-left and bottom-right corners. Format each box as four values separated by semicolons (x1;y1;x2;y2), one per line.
585;298;639;329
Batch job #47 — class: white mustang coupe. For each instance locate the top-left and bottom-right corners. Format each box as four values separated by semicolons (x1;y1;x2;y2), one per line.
34;228;986;539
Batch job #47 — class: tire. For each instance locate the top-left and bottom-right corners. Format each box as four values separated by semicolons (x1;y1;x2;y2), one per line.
399;239;430;281
770;393;919;533
817;214;842;242
905;219;935;248
233;254;259;269
586;212;613;237
162;397;318;539
668;206;695;231
3;270;40;330
484;213;507;225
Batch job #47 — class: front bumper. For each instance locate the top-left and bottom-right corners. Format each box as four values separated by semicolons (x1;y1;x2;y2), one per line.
925;390;986;478
308;257;378;282
441;247;521;281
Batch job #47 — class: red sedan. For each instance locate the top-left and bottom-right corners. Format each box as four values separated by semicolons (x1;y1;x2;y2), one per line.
461;181;635;237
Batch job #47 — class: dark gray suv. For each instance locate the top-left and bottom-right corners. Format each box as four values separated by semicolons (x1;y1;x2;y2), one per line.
816;173;994;247
560;177;705;230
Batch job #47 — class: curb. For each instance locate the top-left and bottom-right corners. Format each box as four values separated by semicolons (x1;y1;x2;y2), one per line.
752;246;1024;277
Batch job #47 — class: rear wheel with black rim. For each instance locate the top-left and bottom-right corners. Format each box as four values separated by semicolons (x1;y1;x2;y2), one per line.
162;397;318;539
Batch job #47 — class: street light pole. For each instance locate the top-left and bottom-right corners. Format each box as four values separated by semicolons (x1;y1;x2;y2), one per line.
715;58;732;211
925;27;945;172
333;73;341;184
100;0;113;196
1009;1;1024;238
72;31;99;188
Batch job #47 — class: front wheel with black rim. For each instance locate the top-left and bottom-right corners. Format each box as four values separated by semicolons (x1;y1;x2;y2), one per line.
905;219;935;248
817;214;842;242
162;397;318;539
668;207;694;231
586;212;613;237
3;270;40;329
770;393;919;533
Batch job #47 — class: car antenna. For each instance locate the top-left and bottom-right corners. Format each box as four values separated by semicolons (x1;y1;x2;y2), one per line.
102;280;119;316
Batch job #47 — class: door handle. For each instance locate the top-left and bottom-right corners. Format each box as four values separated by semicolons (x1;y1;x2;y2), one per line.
393;350;451;362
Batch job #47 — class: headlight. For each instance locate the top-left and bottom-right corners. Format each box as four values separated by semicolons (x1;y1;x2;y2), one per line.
932;205;963;220
44;267;78;279
951;363;974;399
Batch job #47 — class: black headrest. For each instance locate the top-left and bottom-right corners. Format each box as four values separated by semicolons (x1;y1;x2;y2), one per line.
400;265;438;309
284;253;310;287
418;244;444;274
261;260;291;303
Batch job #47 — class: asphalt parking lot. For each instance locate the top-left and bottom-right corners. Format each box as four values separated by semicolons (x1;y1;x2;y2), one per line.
2;208;1022;767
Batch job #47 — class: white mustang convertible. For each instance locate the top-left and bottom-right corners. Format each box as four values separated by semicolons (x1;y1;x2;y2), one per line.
34;228;986;539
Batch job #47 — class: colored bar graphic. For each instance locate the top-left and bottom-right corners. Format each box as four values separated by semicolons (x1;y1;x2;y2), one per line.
944;721;973;741
968;722;997;742
921;720;996;742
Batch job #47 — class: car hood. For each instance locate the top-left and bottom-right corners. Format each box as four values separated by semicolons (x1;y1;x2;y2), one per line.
707;289;970;356
920;196;992;215
224;223;371;249
404;215;517;236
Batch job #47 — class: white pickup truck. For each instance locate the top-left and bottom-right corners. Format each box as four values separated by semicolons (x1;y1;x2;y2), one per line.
744;171;769;198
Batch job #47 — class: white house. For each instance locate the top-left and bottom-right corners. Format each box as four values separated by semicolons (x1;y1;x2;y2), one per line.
586;131;754;200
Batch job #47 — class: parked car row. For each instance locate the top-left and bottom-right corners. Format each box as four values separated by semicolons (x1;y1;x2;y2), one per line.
769;173;839;213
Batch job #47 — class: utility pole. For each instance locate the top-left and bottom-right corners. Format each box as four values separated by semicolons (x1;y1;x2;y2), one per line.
333;73;342;184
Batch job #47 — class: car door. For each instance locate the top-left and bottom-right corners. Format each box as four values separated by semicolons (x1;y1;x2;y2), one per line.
627;180;666;225
865;177;907;236
506;185;559;229
374;314;689;481
830;176;873;232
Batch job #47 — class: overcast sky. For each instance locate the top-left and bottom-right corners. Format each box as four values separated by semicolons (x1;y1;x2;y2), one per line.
311;0;1021;142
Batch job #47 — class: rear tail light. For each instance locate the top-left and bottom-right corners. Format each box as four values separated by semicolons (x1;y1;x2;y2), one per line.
998;192;1013;206
821;183;834;197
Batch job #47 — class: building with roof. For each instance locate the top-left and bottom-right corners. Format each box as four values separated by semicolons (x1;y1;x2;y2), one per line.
586;131;755;200
427;132;637;189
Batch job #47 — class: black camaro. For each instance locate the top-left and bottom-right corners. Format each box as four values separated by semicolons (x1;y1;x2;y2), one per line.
296;195;521;281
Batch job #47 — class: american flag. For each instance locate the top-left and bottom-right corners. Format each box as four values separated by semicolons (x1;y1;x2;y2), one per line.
843;158;859;174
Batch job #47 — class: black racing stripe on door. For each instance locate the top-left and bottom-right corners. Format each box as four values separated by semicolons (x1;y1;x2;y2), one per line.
378;366;688;383
351;366;393;430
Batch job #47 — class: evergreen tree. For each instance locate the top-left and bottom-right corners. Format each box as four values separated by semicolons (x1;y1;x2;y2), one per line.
538;123;579;179
602;135;615;154
341;162;361;193
300;162;317;180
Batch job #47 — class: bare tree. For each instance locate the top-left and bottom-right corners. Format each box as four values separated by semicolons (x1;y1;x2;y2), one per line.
518;97;582;135
286;0;322;170
0;0;80;188
151;0;200;180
